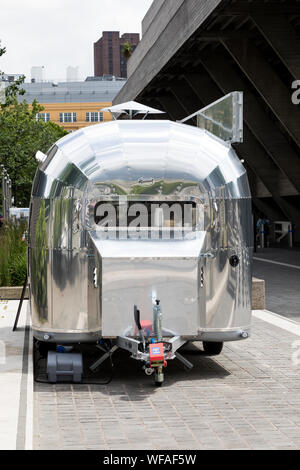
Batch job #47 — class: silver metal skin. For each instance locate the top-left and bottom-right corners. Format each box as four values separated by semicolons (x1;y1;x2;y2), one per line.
28;120;253;344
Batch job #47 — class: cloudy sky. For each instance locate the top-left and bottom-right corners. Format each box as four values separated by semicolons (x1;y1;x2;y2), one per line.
0;0;153;82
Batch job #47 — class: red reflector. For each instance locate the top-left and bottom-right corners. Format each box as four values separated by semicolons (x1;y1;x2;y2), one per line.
149;343;164;366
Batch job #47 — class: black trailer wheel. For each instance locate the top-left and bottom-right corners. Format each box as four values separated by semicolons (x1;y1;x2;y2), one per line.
36;339;56;357
203;341;223;356
33;338;56;381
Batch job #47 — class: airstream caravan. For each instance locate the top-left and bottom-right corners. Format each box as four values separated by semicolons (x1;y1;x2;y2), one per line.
28;94;252;385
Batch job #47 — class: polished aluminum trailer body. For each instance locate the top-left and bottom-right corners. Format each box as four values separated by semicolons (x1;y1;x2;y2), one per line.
29;120;252;344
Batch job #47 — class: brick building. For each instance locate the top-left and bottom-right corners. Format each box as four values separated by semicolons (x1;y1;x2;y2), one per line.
94;31;140;78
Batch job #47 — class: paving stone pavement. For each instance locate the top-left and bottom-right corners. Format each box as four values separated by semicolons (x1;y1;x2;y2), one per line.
33;317;300;450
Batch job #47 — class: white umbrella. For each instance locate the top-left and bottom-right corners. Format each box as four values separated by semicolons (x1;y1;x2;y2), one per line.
101;101;165;119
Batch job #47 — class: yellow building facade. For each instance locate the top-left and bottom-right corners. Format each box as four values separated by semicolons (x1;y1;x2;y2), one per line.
17;78;126;132
37;101;113;132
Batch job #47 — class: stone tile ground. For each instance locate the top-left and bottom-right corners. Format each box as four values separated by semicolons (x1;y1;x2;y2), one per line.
34;317;300;450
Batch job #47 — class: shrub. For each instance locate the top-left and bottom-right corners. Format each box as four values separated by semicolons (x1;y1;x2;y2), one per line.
0;220;27;286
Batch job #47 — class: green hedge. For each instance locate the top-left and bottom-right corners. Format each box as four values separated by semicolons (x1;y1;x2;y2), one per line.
0;221;27;287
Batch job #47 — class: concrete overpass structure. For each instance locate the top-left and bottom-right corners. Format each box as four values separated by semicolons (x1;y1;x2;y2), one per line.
114;0;300;243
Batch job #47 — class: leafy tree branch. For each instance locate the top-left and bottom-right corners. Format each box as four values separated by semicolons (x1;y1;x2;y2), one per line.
0;42;68;206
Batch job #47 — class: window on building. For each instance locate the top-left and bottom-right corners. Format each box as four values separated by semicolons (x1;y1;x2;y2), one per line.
108;35;113;75
86;112;104;123
36;113;50;122
59;112;77;123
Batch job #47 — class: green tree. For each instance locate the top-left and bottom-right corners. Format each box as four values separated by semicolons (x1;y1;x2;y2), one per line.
122;41;133;60
0;41;68;207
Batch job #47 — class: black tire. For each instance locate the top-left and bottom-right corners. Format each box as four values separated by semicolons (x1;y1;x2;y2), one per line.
36;340;55;356
203;341;223;356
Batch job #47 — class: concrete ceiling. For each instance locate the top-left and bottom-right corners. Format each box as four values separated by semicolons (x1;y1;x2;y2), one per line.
114;0;300;241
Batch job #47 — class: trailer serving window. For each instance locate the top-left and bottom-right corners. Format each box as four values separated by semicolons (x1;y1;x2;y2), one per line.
93;200;202;239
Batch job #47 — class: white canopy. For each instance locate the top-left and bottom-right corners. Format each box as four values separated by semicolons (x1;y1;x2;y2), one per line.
101;101;165;119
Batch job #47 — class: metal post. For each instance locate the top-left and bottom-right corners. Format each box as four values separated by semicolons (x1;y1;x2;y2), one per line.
1;173;5;219
288;223;293;248
13;274;28;331
6;177;9;219
4;176;8;219
253;215;257;253
5;176;8;219
260;224;265;249
8;179;11;216
1;167;11;220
